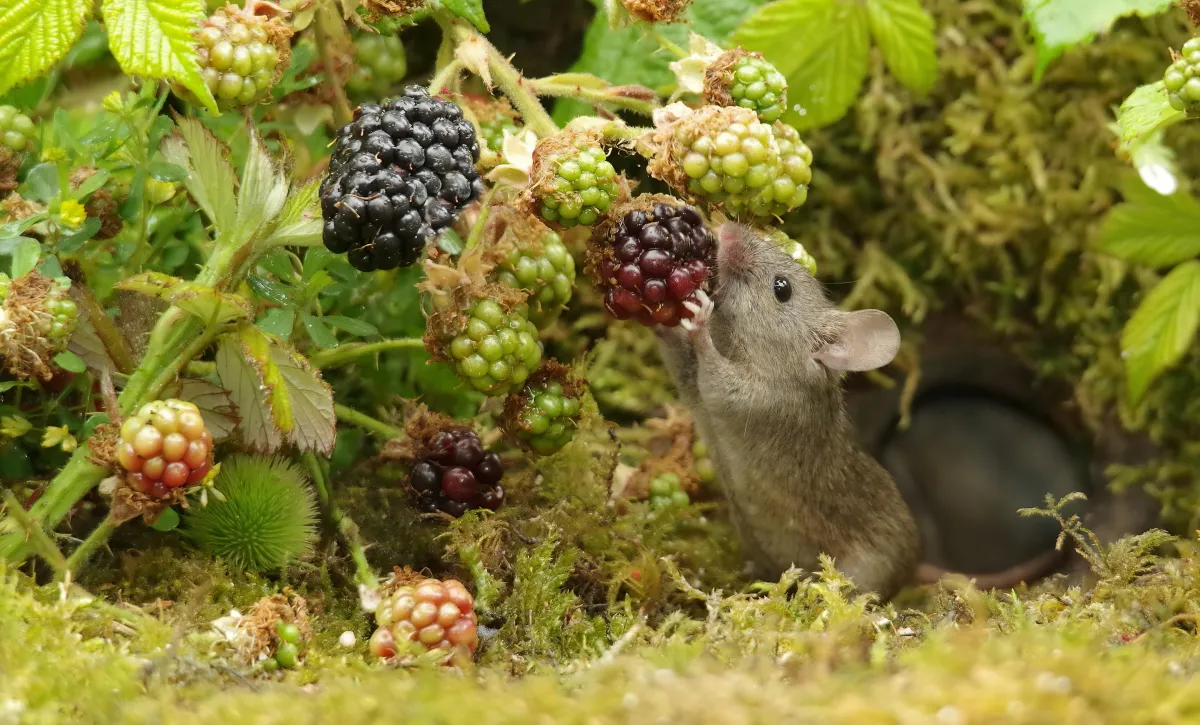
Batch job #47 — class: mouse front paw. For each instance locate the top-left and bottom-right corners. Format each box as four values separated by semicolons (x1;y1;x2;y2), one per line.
680;290;714;338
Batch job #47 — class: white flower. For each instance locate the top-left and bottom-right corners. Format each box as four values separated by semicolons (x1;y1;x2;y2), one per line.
668;33;726;98
486;129;540;190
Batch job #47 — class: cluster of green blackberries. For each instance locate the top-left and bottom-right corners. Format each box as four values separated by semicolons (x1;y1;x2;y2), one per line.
1166;37;1200;112
0;106;36;153
534;141;620;228
446;298;542;394
593;202;715;327
408;428;504;517
504;376;581;455
347;33;407;99
479;116;522;153
649;473;690;511
320;86;484;272
494;230;576;328
193;6;285;108
724;55;788;123
262;621;304;672
692;438;716;485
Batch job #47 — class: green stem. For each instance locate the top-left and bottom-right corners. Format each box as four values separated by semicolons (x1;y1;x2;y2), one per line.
309;338;426;369
62;515;118;580
302;452;377;589
529;79;659;117
429;59;465;95
435;13;559;137
1;490;68;575
0;453;107;563
315;4;354;127
646;26;687;59
74;286;136;375
334;403;405;440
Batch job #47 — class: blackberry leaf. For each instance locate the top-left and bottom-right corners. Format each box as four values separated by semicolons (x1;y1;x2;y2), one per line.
1098;179;1200;269
1115;82;1184;151
1024;0;1173;79
1121;260;1200;404
100;0;219;113
162;116;238;234
439;0;489;32
0;0;92;97
864;0;936;95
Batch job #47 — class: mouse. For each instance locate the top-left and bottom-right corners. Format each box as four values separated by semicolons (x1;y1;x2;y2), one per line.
654;221;921;601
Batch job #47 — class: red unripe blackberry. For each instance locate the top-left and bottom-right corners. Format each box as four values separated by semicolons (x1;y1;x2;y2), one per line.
407;428;504;517
118;399;213;499
588;198;715;327
371;577;478;666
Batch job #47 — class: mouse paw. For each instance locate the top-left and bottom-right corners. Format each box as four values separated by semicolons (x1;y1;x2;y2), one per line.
680;290;714;334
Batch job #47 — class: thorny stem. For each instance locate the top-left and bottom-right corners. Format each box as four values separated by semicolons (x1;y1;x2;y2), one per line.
310;338;426;369
315;4;354;127
62;514;118;579
73;285;135;375
1;490;68;575
429;59;465;95
334;403;406;440
435;13;559;138
646;26;687;60
302;452;377;588
529;78;659;117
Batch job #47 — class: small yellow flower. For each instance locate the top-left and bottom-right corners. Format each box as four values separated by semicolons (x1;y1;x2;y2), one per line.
40;146;66;163
102;91;125;114
41;425;77;453
59;199;87;229
1;415;32;438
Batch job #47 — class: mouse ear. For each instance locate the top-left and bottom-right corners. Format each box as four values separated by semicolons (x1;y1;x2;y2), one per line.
813;310;900;372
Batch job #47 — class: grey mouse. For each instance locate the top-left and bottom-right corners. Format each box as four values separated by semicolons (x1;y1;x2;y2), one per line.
655;221;921;600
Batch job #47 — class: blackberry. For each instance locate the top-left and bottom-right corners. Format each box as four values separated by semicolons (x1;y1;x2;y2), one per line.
117;399;214;500
0;106;36;153
407;428;505;517
191;5;290;109
648;472;690;511
1166;38;1200;112
706;52;788;123
370;577;477;666
502;360;583;455
443;296;542;395
588;198;716;327
320;86;484;272
649;105;812;219
493;228;576;328
347;33;407;99
765;229;817;275
692;438;716;485
526;133;622;229
0;272;78;380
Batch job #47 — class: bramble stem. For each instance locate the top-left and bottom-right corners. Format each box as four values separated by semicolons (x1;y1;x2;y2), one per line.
334;403;406;440
435;12;559;137
310;338;426;369
528;78;659;117
73;285;135;375
646;26;687;59
62;515;118;579
1;490;68;575
302;452;377;589
315;4;354;127
429;59;465;95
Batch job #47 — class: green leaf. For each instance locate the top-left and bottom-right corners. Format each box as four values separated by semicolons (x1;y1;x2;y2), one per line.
115;273;252;326
58;217;102;253
865;0;937;94
1097;181;1200;268
301;247;333;281
147;161;187;182
438;0;489;32
301;313;338;349
162;377;239;441
1121;260;1200;404
149;506;180;531
235;124;287;241
161;116;238;234
0;0;93;97
322;315;378;337
1022;0;1174;77
1115;81;1185;150
100;0;218;113
51;351;86;374
74;169;111;199
256;307;295;340
247;275;294;307
268;340;336;454
10;238;40;278
216;330;282;453
733;0;872;130
24;163;60;203
261;178;321;249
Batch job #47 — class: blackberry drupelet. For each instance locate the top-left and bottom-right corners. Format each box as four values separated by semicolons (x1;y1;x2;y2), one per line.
320;86;484;272
0;106;36;153
1166;37;1200;111
407;428;505;517
590;200;716;327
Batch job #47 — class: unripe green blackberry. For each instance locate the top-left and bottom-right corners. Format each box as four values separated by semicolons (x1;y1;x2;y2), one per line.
1166;37;1200;112
706;52;788;123
0;106;36;153
433;291;543;395
648;472;690;511
494;229;576;329
191;5;291;109
347;33;407;99
692;438;716;485
502;360;583;455
0;272;78;379
650;105;812;219
480;117;523;153
765;229;817;276
526;132;624;229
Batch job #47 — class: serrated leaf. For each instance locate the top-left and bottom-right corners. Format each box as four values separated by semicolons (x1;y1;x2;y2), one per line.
52;351;86;373
216;331;282;452
301;313;338;349
1121;260;1200;403
163;377;239;441
268;341;336;455
1115;81;1185;149
732;0;871;130
100;0;218;113
1097;181;1200;268
865;0;937;94
162;116;238;235
236;124;287;241
247;275;294;306
1023;0;1174;77
261;179;322;249
256;307;295;339
0;0;93;97
323;315;378;337
439;0;489;32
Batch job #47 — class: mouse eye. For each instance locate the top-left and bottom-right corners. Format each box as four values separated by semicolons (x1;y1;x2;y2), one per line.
773;276;792;302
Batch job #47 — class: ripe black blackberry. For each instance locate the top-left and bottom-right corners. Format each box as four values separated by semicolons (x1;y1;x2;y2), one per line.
407;428;504;517
588;197;716;327
320;86;485;272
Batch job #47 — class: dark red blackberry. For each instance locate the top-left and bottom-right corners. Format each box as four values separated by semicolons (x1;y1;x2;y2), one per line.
407;428;504;517
320;86;485;272
588;199;715;327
